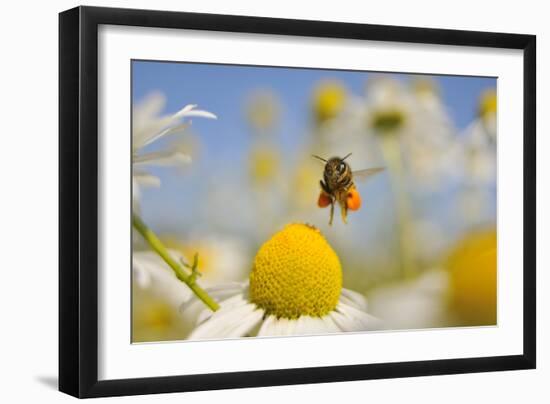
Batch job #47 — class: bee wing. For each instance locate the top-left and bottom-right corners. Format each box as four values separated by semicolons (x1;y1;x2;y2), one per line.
352;167;385;182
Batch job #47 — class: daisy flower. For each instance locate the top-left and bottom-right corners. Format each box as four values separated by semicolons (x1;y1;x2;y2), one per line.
132;92;216;208
365;76;462;190
187;223;380;339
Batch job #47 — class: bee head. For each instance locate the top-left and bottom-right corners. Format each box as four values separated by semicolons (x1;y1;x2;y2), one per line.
326;155;351;181
312;153;352;183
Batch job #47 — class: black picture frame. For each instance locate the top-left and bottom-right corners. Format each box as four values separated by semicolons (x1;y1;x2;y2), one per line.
59;5;536;398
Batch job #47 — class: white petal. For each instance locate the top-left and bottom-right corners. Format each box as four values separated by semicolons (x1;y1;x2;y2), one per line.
192;296;250;332
291;316;311;335
277;315;341;336
257;315;277;336
320;314;341;333
224;309;264;338
330;311;356;332
133;172;161;188
293;316;330;335
138;123;190;149
132;93;167;147
180;283;247;318
132;258;152;288
340;288;369;311
264;315;297;336
181;110;218;119
188;302;261;340
330;301;381;332
174;104;217;120
270;317;293;336
206;283;248;301
134;150;192;167
133;100;215;150
194;307;213;325
280;318;297;335
259;315;341;337
159;123;191;138
133;116;175;150
174;104;197;116
136;107;194;149
193;291;250;325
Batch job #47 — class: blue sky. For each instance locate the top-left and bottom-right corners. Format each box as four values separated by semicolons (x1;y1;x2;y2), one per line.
133;61;495;187
132;60;496;239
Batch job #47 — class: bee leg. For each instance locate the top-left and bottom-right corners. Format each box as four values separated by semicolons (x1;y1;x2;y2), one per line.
329;202;334;226
340;204;348;224
320;180;330;194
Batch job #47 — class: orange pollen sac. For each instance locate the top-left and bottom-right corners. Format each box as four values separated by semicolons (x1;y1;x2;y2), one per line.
346;188;362;211
318;191;332;208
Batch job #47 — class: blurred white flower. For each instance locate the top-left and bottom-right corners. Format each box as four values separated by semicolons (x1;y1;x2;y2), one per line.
412;219;452;264
366;269;451;330
133;248;224;334
245;90;281;133
461;115;496;186
197;237;250;283
457;89;496;226
132;249;194;308
364;76;463;190
163;235;251;284
132;92;216;208
133;249;211;341
187;282;380;339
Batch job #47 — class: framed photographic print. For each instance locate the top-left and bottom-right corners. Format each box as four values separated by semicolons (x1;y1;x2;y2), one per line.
59;6;536;398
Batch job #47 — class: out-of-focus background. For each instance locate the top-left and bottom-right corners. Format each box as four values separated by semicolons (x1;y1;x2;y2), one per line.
132;60;497;342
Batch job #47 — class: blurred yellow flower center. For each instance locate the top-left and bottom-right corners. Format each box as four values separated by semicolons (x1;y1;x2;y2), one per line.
371;108;406;134
478;89;497;119
249;147;280;184
313;81;346;124
412;77;439;97
447;229;497;326
246;92;280;132
249;223;343;319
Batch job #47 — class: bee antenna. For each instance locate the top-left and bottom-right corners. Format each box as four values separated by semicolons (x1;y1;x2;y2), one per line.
342;153;352;161
312;154;327;162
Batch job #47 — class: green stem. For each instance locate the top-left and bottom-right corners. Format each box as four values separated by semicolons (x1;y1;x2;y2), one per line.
132;213;220;312
379;133;417;278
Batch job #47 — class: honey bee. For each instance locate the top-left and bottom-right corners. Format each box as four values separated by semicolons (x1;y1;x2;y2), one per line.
313;153;384;225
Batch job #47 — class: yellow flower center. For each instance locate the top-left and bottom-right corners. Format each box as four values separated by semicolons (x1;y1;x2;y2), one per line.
246;91;280;132
412;77;439;98
249;223;342;319
249;146;280;184
447;229;497;326
313;81;346;124
478;89;497;119
371;108;406;134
